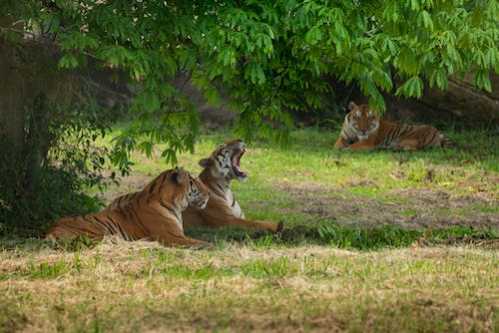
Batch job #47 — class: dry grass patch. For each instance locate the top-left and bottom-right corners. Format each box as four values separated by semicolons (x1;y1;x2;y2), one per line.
0;240;497;332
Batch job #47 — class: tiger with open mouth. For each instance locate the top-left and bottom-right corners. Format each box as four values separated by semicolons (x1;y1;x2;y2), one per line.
109;140;283;235
183;139;283;233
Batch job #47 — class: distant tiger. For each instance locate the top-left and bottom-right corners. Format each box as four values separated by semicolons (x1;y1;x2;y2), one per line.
45;167;210;248
335;101;454;151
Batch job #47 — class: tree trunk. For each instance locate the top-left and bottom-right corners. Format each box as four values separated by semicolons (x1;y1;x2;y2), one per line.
0;17;26;152
23;93;51;195
418;74;499;124
0;16;75;196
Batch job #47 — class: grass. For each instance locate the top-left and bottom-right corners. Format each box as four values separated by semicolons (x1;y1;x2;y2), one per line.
1;126;498;332
98;126;498;231
0;240;497;332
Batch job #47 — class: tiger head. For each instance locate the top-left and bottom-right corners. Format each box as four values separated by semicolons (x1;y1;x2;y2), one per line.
199;139;247;181
170;167;210;210
345;101;380;141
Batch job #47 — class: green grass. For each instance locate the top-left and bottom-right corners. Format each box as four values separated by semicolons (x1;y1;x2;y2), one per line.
95;126;498;234
1;126;498;332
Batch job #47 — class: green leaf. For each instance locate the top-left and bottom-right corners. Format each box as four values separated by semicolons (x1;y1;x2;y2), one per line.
137;92;161;112
418;10;433;31
429;68;448;90
474;70;492;92
245;63;266;85
305;26;323;45
410;0;420;11
58;54;79;69
396;76;424;98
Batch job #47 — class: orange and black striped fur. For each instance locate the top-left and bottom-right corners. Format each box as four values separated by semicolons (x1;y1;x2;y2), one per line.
109;140;283;234
46;168;210;247
335;102;454;151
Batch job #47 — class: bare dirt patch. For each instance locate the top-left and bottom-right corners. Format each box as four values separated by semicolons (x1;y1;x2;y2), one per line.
275;181;499;229
96;172;498;230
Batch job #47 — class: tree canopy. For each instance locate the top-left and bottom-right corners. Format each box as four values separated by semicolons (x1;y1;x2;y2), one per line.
2;0;498;162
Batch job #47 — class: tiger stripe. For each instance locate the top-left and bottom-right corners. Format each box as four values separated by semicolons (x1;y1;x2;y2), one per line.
45;168;210;247
336;102;454;151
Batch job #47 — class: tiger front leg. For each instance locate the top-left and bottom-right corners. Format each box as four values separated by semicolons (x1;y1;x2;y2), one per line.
335;136;351;149
147;215;211;248
224;217;283;233
347;139;376;150
158;235;212;249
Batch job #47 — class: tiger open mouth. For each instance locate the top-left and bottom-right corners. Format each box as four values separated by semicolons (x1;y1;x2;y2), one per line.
232;148;247;178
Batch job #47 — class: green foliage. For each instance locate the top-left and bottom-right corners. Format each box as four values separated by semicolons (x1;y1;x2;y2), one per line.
48;101;116;188
3;0;497;161
0;102;114;237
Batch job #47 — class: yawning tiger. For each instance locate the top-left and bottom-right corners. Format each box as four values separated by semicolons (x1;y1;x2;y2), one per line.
109;140;283;234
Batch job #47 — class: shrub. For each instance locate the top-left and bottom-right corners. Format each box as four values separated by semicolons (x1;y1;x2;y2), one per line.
0;100;116;237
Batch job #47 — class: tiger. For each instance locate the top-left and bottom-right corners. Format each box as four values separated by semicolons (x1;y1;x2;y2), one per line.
335;101;454;151
45;167;211;248
109;140;283;234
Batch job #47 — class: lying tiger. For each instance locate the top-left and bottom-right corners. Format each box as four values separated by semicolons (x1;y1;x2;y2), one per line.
110;139;283;234
335;101;453;151
46;167;211;247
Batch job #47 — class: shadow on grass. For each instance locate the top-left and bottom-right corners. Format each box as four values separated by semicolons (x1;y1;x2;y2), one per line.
0;235;99;253
187;223;499;251
2;224;497;253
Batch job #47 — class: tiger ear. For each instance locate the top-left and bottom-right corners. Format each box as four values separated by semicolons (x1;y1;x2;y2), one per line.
172;167;188;184
348;101;357;111
198;158;213;168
